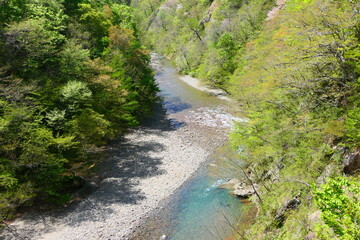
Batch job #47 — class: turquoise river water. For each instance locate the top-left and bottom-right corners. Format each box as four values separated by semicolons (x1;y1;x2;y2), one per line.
130;55;244;240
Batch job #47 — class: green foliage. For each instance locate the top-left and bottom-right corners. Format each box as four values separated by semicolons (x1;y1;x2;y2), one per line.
0;0;27;25
59;40;91;79
78;3;111;56
5;18;65;77
221;0;360;238
0;182;35;221
70;108;111;146
110;4;137;31
132;0;275;88
61;80;92;112
346;107;360;146
313;177;360;239
0;0;157;223
46;109;66;131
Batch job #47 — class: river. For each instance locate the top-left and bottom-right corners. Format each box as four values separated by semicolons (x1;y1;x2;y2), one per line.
130;55;244;240
1;54;244;240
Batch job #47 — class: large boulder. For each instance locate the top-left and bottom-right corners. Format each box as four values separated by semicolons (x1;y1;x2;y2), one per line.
343;150;360;174
219;178;258;198
232;184;256;198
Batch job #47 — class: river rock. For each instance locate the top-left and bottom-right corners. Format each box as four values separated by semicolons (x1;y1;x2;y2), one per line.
219;179;257;198
232;184;256;198
74;180;99;198
159;234;168;240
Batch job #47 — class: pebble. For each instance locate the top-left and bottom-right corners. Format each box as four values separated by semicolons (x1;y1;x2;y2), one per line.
3;78;233;240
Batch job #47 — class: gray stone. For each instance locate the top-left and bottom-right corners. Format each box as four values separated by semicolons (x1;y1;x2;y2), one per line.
309;211;321;226
344;150;360;174
159;234;167;240
316;164;336;185
232;183;256;198
273;194;301;227
219;178;257;198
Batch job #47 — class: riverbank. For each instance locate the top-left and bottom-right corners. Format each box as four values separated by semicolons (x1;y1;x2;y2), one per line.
179;75;232;101
2;104;229;240
150;53;232;102
2;55;237;240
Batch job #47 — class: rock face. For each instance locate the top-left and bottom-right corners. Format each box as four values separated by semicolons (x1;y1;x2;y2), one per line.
218;178;241;190
272;194;301;228
304;232;316;240
344;150;360;174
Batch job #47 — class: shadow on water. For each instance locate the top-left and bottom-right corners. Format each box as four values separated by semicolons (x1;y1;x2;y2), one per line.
162;96;192;114
140;97;188;131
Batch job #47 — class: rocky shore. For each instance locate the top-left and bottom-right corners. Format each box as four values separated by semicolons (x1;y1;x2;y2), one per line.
2;55;238;240
219;179;257;198
2;111;228;240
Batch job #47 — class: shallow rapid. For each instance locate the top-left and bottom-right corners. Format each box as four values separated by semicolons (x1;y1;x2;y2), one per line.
130;55;244;240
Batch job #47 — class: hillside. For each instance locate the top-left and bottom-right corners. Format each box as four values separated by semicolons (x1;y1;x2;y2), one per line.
133;0;360;239
131;0;275;89
1;0;359;239
0;0;157;224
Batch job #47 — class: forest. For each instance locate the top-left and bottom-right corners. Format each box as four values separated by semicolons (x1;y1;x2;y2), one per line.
1;0;360;239
132;0;360;239
0;0;157;223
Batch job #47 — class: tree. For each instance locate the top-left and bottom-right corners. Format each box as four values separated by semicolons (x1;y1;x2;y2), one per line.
313;177;360;240
60;80;92;113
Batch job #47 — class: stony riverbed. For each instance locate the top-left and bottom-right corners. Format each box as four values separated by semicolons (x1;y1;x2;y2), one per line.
1;54;241;240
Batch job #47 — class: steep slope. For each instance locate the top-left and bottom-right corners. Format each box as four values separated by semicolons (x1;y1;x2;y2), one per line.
132;0;360;239
132;0;275;88
227;0;360;238
0;0;158;224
